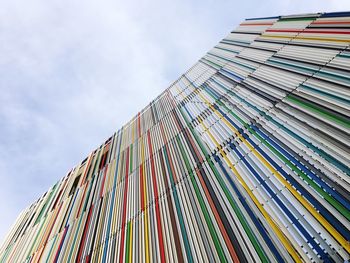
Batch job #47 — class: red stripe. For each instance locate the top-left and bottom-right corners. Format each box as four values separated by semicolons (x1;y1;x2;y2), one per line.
76;204;94;262
118;147;130;262
75;183;88;219
195;169;240;262
99;165;108;198
312;21;350;25
266;29;302;33
183;123;240;261
147;131;166;263
185;128;204;163
80;153;92;187
303;29;350;34
36;202;64;262
99;146;108;171
53;226;68;263
50;178;68;211
172;110;204;164
266;29;350;34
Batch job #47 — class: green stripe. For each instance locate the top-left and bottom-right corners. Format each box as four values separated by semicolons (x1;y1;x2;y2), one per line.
125;221;131;263
216;91;350;219
179;106;269;262
45;235;58;263
203;83;350;221
214;46;239;54
286;95;350;128
267;58;318;74
175;135;227;262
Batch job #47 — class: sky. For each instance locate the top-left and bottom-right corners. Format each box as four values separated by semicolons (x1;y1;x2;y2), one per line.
0;0;349;244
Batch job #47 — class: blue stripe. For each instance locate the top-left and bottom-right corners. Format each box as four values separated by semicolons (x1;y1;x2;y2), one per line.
216;158;284;262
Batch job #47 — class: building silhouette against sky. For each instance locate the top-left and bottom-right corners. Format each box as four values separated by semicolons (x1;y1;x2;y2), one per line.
1;11;350;262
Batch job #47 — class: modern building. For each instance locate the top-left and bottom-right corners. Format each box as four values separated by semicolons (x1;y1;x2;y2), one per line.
1;11;350;263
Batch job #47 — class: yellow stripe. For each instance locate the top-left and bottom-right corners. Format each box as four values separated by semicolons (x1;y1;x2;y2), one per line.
176;86;185;100
129;221;133;263
142;138;150;263
262;34;350;43
199;119;302;262
199;92;350;254
112;160;121;235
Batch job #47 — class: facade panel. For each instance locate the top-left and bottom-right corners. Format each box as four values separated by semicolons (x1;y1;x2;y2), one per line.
1;11;350;262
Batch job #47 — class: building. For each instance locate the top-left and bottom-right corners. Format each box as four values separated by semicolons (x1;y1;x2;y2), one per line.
1;11;350;263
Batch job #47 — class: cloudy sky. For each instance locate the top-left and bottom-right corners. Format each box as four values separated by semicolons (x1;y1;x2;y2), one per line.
0;0;349;243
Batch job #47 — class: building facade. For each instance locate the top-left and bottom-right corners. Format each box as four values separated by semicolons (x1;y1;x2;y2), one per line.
1;11;350;262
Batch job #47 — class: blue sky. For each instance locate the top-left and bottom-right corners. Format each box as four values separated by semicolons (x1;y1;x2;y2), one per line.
0;0;349;243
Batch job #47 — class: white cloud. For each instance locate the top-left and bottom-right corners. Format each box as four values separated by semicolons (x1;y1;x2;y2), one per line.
0;0;349;244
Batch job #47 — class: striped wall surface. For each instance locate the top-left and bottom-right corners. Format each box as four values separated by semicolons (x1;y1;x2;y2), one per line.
1;11;350;263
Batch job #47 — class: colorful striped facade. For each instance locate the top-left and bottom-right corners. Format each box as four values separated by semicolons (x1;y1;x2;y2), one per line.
1;11;350;263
